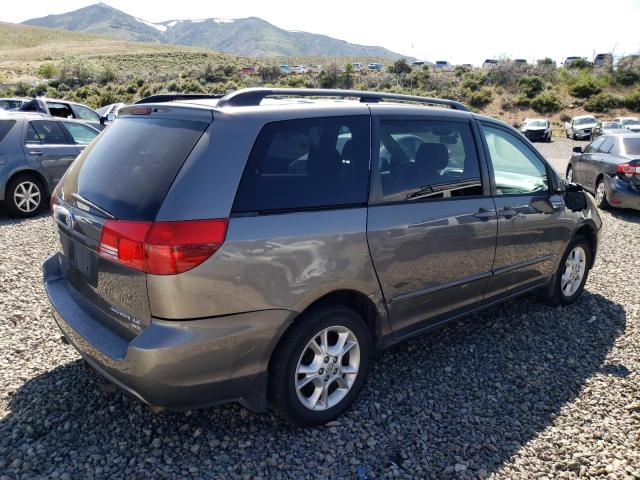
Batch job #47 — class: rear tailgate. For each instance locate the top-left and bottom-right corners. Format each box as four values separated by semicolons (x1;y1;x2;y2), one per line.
52;104;212;339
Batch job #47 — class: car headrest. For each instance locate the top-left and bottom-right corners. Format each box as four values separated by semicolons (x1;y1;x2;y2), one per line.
415;143;449;170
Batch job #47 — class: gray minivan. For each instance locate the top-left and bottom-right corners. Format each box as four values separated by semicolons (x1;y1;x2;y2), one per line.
44;88;601;426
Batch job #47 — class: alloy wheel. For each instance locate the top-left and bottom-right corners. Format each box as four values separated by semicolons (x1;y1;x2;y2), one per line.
561;246;586;297
13;181;41;213
295;325;360;411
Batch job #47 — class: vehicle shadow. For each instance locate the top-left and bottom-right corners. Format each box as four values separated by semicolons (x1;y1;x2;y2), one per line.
0;291;626;479
605;208;640;224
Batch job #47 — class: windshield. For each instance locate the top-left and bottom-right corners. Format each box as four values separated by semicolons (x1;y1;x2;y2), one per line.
622;119;640;126
604;122;624;129
526;120;547;127
623;138;640;156
576;117;597;125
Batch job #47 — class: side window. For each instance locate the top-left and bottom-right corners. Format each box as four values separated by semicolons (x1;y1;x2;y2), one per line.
374;119;482;203
46;102;75;119
584;136;605;153
27;121;69;145
482;125;548;195
598;137;615;154
232;116;370;213
62;122;98;145
72;105;100;122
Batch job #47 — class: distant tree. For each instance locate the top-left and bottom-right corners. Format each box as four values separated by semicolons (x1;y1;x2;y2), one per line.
388;58;412;76
259;65;282;83
38;63;59;80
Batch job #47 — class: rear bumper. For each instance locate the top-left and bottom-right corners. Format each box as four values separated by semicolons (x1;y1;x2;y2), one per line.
43;253;294;411
604;176;640;210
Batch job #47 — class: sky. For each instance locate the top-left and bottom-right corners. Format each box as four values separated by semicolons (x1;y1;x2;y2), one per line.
3;0;640;65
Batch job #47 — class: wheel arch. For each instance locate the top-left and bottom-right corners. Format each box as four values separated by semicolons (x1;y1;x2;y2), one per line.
3;168;51;200
575;223;598;268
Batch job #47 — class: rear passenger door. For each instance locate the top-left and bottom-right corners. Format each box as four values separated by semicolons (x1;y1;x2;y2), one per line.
366;115;497;338
479;123;568;301
23;120;80;185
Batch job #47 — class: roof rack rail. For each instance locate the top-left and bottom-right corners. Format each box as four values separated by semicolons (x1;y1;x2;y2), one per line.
216;88;470;111
135;94;225;105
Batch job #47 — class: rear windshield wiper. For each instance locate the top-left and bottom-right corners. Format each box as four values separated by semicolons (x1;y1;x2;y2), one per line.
70;193;115;219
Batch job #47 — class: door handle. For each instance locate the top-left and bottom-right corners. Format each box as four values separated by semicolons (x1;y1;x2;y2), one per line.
499;207;518;218
29;151;44;156
474;208;496;220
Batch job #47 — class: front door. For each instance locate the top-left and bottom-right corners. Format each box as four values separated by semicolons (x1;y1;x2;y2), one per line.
479;123;571;301
367;115;497;338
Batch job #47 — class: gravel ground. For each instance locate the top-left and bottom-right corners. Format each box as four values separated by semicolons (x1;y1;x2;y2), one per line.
1;204;639;478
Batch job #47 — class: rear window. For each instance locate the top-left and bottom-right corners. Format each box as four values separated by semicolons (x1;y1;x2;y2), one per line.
0;120;16;144
624;138;640;156
63;117;208;220
232;116;370;213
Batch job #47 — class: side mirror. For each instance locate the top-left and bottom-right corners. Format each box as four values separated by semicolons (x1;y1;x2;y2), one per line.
556;179;567;192
572;146;583;154
100;116;106;125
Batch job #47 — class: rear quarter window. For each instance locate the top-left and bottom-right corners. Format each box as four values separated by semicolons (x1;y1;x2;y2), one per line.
232;116;370;213
62;116;208;220
0;120;16;144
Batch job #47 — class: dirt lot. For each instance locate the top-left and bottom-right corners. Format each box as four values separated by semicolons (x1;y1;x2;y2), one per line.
1;138;639;479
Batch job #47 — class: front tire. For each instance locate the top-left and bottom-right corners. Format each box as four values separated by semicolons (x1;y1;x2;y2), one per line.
268;305;371;426
4;174;45;218
566;166;574;183
547;235;591;306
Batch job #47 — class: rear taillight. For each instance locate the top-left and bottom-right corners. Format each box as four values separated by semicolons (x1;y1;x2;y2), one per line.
618;162;640;177
98;219;228;275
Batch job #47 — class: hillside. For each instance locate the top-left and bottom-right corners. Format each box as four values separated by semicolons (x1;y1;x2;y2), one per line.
23;3;403;58
0;22;243;83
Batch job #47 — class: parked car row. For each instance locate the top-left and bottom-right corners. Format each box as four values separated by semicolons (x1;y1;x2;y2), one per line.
565;115;640;141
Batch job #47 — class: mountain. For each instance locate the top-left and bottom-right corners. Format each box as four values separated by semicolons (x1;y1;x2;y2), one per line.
23;3;404;58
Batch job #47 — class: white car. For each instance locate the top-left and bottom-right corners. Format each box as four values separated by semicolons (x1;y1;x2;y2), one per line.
520;118;551;142
291;65;308;74
351;63;364;72
565;115;599;140
612;117;640;133
96;102;127;121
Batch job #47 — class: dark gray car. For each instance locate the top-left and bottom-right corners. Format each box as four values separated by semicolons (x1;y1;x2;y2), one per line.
43;88;602;426
566;133;640;210
0;112;100;217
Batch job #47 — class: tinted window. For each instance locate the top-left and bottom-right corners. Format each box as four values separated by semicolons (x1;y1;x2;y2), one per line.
20;100;38;112
624;138;640;156
584;136;605;154
0;100;23;110
482;125;548;195
598;137;615;154
374;119;482;202
233;116;370;213
62;122;98;145
62;117;208;220
0;120;16;143
72;105;100;122
26;121;69;145
47;102;74;119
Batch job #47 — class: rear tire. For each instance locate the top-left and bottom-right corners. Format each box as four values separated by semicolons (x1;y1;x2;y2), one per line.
595;178;609;209
546;235;591;306
4;174;45;218
268;305;371;426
